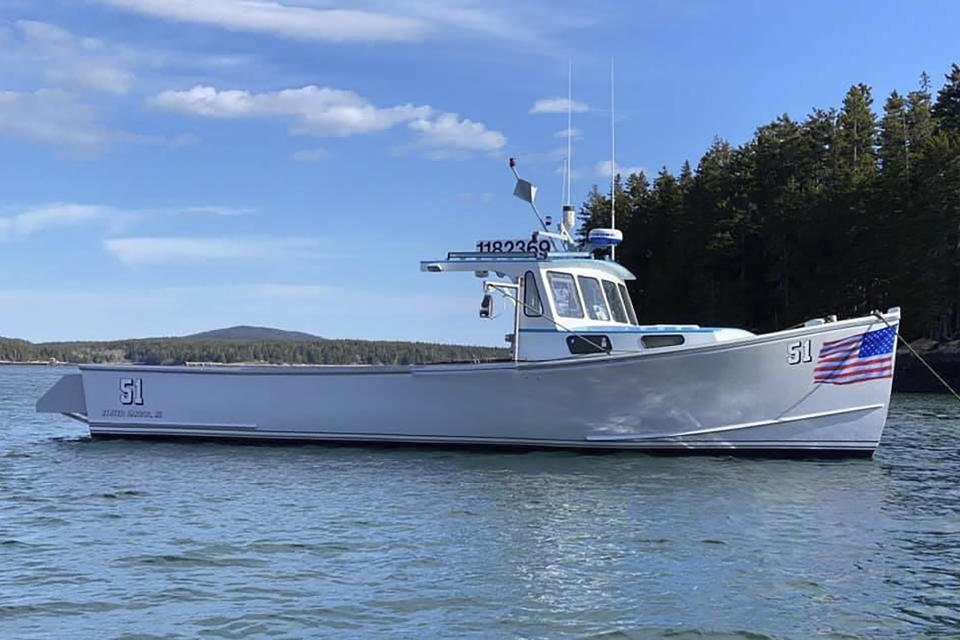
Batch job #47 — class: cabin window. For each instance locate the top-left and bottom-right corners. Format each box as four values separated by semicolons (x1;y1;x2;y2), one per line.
577;276;610;321
642;334;685;348
602;280;629;323
618;283;638;325
547;272;584;318
523;271;543;317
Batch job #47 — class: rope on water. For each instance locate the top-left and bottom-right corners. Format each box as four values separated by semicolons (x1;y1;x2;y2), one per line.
872;310;960;403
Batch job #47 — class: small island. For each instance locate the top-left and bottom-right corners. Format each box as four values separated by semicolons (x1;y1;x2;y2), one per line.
0;325;509;367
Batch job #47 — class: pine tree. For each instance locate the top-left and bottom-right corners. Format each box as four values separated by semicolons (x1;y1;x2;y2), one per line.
576;185;608;243
879;91;908;181
906;77;935;171
932;63;960;135
835;84;878;185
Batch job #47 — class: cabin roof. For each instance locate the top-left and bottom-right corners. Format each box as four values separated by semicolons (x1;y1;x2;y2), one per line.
420;252;636;281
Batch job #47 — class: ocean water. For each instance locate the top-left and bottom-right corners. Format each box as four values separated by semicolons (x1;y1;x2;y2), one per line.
1;365;958;640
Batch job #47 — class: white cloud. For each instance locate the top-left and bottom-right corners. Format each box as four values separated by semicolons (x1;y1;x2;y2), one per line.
595;160;648;179
0;89;188;151
104;236;326;265
0;203;117;241
291;147;327;162
553;127;583;139
150;84;507;157
389;1;597;57
0;203;255;241
0;22;210;151
149;85;432;137
46;65;135;95
86;0;589;54
407;112;506;156
530;97;589;114
0;89;122;152
0;89;130;153
13;20;136;94
90;0;430;43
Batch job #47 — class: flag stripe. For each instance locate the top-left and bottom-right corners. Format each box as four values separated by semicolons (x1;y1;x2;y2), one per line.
820;340;862;356
823;372;894;385
820;334;862;350
815;364;892;381
813;325;897;386
814;353;892;372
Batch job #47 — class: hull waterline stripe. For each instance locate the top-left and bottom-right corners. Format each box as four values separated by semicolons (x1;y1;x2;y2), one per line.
583;403;885;441
85;425;877;451
95;420;259;431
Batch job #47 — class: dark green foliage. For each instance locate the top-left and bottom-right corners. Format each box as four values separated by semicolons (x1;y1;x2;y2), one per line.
176;326;322;342
0;335;508;365
578;65;960;339
933;63;960;135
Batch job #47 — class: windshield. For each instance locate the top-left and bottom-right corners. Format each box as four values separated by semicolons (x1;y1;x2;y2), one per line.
602;280;629;323
618;283;638;324
547;272;584;318
578;276;610;321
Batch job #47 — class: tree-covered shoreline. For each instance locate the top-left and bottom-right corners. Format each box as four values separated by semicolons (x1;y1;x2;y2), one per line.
579;64;960;340
0;336;509;366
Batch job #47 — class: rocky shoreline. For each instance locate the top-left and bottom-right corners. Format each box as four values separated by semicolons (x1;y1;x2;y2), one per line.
893;340;960;393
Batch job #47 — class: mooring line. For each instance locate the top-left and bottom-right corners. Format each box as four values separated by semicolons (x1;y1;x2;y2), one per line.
872;311;960;403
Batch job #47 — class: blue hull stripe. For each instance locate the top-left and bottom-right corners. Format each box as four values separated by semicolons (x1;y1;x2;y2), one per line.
519;327;720;334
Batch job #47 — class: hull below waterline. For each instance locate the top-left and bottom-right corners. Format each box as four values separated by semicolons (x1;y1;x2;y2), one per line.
85;428;878;457
39;312;899;456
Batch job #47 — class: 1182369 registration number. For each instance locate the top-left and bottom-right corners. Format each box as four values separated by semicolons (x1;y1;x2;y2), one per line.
476;239;551;256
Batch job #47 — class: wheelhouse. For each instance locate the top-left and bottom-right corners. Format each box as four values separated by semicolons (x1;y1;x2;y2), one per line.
421;251;753;361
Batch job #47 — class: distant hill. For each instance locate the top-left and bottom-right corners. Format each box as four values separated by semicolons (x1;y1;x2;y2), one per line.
0;327;508;366
177;325;323;342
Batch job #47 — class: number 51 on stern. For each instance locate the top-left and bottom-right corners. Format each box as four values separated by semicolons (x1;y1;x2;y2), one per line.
37;160;900;456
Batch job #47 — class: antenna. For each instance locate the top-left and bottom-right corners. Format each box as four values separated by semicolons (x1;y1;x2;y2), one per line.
610;57;616;261
559;63;577;244
566;61;573;206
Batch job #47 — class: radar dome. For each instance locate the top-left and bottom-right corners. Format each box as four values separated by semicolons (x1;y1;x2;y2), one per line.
587;228;623;247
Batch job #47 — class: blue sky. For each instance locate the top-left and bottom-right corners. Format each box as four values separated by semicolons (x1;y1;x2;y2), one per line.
1;0;958;345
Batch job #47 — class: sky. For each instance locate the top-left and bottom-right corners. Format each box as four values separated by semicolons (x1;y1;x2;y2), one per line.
1;0;959;346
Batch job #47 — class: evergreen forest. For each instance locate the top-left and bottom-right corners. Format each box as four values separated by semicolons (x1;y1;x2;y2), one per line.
577;64;960;339
0;337;508;366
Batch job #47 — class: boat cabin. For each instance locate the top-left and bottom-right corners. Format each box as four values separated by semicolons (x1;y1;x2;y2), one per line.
421;251;753;361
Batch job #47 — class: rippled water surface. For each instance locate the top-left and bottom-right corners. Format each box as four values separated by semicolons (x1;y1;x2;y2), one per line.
1;366;959;639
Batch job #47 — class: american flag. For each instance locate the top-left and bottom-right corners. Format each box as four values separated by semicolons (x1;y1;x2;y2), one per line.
814;325;897;385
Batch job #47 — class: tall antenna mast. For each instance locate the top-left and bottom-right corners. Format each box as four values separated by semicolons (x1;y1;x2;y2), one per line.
558;62;577;248
566;61;573;206
610;57;616;261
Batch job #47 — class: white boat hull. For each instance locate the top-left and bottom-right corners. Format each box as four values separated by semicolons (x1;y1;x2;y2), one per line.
37;312;899;456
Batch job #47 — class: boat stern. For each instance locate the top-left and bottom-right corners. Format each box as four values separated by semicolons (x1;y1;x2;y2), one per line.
36;373;88;421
